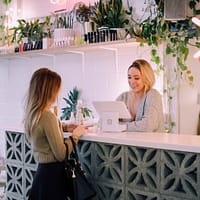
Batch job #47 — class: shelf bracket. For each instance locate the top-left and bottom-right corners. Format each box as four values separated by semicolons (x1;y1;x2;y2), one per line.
66;50;85;75
99;46;119;73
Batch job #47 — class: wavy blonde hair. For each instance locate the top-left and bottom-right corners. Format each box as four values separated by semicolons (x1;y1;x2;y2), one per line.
24;68;61;139
128;59;155;93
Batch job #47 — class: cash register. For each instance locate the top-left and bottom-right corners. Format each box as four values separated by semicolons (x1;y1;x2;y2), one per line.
93;101;131;132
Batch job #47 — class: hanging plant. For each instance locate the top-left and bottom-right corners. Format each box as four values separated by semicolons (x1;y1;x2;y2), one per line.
135;0;200;84
131;0;200;132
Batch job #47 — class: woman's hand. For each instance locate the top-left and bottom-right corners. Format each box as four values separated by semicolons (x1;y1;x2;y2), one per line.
62;123;78;132
71;125;87;143
72;125;87;138
67;124;78;132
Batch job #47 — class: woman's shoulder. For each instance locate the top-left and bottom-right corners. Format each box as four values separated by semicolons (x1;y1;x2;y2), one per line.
146;89;162;103
40;111;57;122
116;91;129;100
147;88;162;97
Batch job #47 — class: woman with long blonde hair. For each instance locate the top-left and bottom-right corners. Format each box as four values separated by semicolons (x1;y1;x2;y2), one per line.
24;68;86;200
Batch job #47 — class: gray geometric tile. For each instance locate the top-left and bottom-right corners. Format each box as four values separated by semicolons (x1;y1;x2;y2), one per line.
6;194;23;200
24;139;36;168
126;188;159;200
78;141;94;177
126;146;160;193
161;195;189;200
24;167;36;200
94;143;124;185
5;131;200;200
6;164;23;199
95;181;124;200
161;150;200;200
6;131;24;165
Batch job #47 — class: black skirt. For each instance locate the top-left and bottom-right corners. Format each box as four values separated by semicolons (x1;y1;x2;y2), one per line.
28;161;68;200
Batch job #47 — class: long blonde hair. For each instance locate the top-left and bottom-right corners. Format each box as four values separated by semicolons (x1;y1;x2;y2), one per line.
128;59;155;93
24;68;61;138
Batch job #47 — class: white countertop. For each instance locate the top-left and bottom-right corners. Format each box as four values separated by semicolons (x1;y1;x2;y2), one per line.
3;123;200;153
65;131;200;153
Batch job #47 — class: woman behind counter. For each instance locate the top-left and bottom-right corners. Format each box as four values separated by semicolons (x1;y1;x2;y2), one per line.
24;68;86;200
116;59;165;132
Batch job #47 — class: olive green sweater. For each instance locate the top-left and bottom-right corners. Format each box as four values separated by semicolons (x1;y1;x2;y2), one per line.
28;111;73;163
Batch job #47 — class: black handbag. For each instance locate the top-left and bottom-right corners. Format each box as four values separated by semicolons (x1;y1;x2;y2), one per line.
64;136;96;200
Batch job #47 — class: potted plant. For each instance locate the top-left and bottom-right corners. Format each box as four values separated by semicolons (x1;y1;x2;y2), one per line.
10;18;48;50
90;0;132;39
75;2;93;34
75;2;92;23
90;0;131;28
60;87;93;121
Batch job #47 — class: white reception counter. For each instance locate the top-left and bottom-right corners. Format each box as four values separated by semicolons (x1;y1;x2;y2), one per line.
3;122;200;153
4;124;200;200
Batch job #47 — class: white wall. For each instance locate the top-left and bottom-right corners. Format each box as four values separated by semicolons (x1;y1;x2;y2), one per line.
0;42;163;130
179;46;200;134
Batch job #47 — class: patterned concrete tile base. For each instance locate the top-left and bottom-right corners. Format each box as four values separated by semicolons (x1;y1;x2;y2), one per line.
5;131;200;200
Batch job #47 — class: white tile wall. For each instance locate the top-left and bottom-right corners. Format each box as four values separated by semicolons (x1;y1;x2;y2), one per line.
0;43;163;131
1;42;199;137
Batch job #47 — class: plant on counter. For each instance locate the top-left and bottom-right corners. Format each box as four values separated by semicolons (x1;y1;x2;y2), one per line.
90;0;132;29
60;87;93;121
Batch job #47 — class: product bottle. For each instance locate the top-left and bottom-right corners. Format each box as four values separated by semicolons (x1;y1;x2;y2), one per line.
69;112;76;123
76;100;84;125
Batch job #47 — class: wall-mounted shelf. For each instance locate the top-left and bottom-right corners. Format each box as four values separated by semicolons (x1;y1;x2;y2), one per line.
0;39;138;60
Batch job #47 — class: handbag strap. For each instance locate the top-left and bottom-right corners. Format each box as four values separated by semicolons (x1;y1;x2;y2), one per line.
64;143;69;163
69;136;80;162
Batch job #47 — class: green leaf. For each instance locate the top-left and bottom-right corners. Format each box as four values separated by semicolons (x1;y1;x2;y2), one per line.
188;75;194;82
3;0;12;5
166;45;172;54
151;49;157;56
154;56;160;65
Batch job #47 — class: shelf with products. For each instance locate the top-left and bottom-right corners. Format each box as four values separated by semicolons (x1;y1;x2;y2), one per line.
0;38;138;60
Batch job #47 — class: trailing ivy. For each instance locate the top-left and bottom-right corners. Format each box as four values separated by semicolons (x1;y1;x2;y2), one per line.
136;0;200;84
